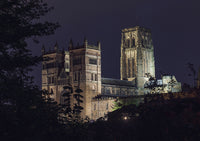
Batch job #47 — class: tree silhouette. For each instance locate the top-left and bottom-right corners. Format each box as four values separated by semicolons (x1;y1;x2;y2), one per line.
187;63;196;87
0;0;60;140
73;87;84;119
144;73;162;93
59;85;73;123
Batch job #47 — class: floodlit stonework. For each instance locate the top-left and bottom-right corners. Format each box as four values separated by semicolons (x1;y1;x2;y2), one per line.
120;26;155;94
42;26;181;120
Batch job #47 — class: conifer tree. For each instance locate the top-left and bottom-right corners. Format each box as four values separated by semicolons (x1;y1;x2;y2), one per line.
0;0;59;102
0;0;60;140
73;75;84;121
73;87;84;119
59;85;73;123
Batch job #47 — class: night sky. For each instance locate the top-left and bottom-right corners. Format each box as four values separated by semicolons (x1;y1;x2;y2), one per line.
29;0;200;87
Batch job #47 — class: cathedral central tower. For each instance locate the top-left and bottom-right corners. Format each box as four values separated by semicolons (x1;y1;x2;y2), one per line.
120;26;155;93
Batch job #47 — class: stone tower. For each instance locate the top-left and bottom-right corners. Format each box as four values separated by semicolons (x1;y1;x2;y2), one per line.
120;26;155;94
42;43;65;102
69;38;101;118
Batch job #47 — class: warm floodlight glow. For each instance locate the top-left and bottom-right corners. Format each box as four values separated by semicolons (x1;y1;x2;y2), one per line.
124;116;128;120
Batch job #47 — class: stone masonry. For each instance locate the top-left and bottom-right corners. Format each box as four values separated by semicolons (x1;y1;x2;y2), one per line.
41;26;181;120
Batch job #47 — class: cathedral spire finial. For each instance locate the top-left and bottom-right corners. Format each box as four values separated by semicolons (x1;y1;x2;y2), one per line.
42;44;45;54
54;41;58;52
97;41;101;50
84;36;88;48
69;38;73;50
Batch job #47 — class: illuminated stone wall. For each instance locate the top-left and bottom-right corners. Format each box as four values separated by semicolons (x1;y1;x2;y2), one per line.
69;39;101;119
41;26;182;120
41;44;66;103
120;26;155;94
91;98;115;120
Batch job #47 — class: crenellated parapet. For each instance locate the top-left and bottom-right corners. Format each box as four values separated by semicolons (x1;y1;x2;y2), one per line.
42;42;64;55
68;38;101;51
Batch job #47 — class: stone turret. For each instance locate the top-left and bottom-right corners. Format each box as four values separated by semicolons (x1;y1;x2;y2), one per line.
69;39;101;119
41;45;45;55
69;39;73;50
54;42;58;52
84;37;88;48
97;41;101;50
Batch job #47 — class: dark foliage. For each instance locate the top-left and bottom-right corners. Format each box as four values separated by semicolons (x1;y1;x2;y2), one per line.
61;91;200;141
73;87;84;119
0;0;60;140
1;1;200;141
104;91;200;141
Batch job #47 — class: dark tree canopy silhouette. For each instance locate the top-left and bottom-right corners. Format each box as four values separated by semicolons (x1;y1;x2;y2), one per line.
59;85;73;124
0;0;59;100
73;87;84;119
0;0;60;140
187;63;196;87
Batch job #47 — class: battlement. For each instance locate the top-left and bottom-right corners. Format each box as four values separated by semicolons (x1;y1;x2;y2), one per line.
41;42;64;55
122;26;151;33
69;39;101;51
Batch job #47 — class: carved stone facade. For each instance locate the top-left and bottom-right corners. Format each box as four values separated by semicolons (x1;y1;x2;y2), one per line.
120;26;155;94
68;39;101;118
41;26;181;120
42;44;69;103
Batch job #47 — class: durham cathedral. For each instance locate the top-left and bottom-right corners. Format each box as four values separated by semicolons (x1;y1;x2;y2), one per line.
42;26;181;120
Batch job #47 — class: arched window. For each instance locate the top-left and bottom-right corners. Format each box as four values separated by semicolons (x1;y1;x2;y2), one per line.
74;72;77;81
132;38;135;47
94;104;96;110
106;87;110;94
106;103;108;110
101;87;105;94
51;88;53;94
91;73;93;80
127;39;130;48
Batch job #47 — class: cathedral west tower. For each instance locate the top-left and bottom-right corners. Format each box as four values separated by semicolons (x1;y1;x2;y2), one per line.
120;26;155;94
69;38;101;118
